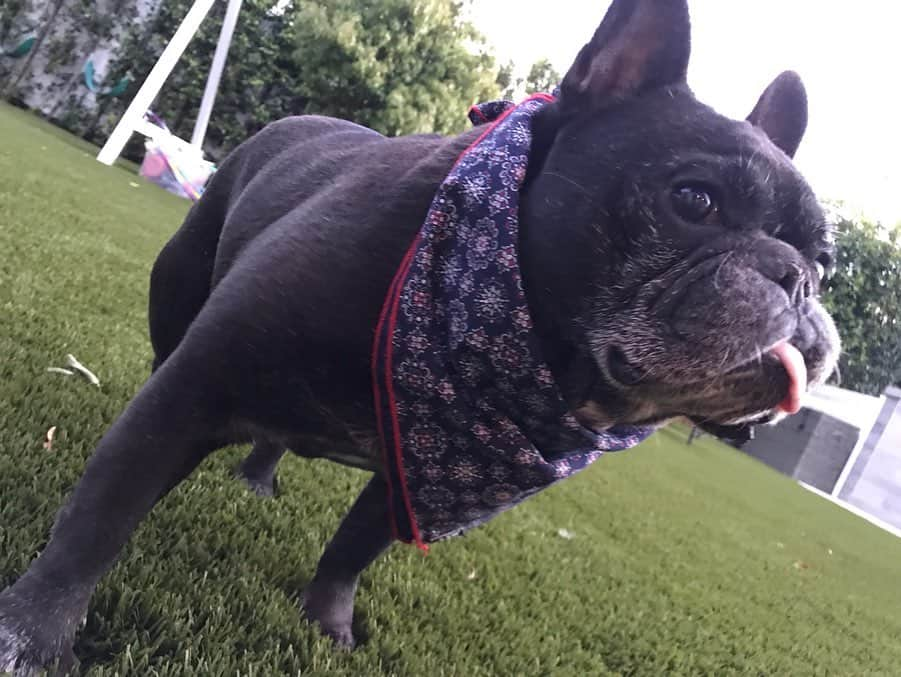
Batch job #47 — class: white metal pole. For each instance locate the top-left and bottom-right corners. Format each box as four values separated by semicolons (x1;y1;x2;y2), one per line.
96;0;217;166
831;395;889;498
191;0;242;149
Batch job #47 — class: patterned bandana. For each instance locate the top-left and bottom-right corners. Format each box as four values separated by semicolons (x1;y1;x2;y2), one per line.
373;94;653;550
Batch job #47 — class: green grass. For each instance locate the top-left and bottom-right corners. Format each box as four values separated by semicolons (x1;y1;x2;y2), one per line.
2;101;901;676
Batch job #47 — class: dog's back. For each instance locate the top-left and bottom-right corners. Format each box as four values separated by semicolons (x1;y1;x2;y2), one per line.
148;116;460;371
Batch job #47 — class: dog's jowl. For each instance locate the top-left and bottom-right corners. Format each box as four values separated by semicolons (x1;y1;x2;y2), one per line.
0;0;839;672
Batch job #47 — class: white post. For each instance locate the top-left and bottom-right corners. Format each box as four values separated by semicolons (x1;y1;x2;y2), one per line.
831;411;879;498
831;387;898;498
96;0;217;166
191;0;242;149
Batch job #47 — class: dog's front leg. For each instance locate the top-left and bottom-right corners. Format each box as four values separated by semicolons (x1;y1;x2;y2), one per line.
0;361;226;675
302;475;395;649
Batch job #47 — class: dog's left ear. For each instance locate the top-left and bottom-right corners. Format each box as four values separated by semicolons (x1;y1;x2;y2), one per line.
558;0;691;113
746;71;808;158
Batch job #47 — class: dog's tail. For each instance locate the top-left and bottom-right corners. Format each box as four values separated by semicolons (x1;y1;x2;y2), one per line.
148;163;235;372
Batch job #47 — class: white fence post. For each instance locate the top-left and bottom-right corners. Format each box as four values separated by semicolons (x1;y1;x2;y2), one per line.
191;0;242;149
96;0;217;166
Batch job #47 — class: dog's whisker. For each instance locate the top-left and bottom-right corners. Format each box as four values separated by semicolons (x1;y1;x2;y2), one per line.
713;250;734;291
543;171;594;198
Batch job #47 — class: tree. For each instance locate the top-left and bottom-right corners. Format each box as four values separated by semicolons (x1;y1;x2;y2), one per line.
524;57;560;95
495;59;516;100
292;0;500;137
493;58;560;101
820;215;901;395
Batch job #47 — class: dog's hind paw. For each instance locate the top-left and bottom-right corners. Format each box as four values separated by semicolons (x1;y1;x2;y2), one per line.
235;442;283;498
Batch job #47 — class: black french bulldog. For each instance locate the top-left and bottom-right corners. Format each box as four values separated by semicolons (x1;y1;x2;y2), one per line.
0;0;840;673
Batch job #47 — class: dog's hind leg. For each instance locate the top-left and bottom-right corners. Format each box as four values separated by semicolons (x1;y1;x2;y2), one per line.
0;353;230;675
302;475;394;649
236;438;286;497
147;181;290;498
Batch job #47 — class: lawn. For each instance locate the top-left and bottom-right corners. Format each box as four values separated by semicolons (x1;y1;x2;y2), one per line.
2;101;900;676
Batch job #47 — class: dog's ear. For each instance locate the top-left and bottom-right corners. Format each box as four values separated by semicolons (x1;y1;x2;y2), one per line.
558;0;691;113
746;71;808;158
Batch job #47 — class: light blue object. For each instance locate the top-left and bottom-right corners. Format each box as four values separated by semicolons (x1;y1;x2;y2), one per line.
1;35;35;58
83;59;130;97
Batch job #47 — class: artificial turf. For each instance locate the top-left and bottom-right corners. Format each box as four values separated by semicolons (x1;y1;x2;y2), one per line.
1;101;900;676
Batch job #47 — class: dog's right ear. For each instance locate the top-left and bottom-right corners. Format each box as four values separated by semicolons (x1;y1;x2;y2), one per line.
558;0;691;114
746;71;808;159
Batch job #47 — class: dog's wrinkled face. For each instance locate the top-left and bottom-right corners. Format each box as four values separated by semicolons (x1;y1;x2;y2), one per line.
520;0;840;437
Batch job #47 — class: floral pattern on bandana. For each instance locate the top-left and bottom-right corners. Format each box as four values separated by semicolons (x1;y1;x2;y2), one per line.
373;94;653;548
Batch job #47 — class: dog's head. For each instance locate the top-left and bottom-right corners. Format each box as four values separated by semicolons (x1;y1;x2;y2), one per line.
520;0;840;438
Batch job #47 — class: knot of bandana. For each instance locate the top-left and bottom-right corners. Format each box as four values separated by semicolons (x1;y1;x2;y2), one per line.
373;94;653;549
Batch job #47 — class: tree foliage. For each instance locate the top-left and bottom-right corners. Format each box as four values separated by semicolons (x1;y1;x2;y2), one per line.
495;59;517;100
292;0;499;137
524;57;560;94
495;57;561;100
821;215;901;395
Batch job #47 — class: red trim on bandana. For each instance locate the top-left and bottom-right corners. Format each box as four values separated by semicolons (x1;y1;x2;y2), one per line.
373;237;421;545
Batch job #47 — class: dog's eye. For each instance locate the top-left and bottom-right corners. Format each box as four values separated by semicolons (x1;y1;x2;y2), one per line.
672;185;718;223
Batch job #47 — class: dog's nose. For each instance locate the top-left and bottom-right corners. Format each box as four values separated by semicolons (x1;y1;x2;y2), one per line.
745;238;814;306
776;265;812;305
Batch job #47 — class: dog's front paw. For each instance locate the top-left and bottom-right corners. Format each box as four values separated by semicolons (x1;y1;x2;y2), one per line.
0;592;78;676
237;469;279;498
301;578;357;650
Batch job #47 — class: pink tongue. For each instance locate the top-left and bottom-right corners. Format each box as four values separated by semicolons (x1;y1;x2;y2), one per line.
769;341;807;414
